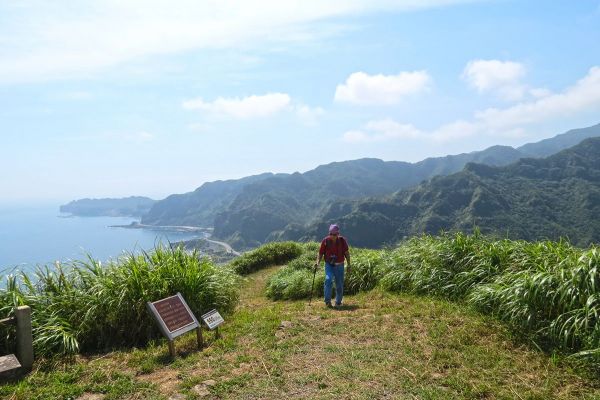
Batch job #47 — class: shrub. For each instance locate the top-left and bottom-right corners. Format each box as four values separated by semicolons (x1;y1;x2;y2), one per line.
266;268;325;300
379;233;600;363
230;241;303;275
266;247;386;300
468;241;599;356
380;233;512;299
0;245;239;356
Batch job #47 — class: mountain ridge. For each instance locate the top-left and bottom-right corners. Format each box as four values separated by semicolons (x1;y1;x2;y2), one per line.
212;123;600;247
284;136;600;247
74;123;600;248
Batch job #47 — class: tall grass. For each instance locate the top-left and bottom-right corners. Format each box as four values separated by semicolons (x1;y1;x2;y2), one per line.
469;242;599;356
229;241;303;275
381;233;513;299
0;245;239;356
266;246;387;300
263;233;600;365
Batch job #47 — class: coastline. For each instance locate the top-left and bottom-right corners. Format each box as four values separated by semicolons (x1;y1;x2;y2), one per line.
110;222;239;258
108;221;213;234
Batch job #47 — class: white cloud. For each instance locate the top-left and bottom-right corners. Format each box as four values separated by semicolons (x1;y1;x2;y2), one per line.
183;93;326;123
462;59;527;101
335;71;432;105
0;1;482;84
343;119;423;142
529;87;552;99
475;66;600;130
295;105;325;126
183;93;291;119
343;130;372;143
344;66;600;143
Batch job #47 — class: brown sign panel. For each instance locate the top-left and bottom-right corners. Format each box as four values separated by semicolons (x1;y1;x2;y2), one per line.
153;295;195;333
147;293;199;340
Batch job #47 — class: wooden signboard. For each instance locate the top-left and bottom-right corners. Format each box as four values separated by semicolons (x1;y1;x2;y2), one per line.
147;293;200;341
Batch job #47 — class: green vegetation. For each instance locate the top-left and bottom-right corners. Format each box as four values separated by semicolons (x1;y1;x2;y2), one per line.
229;241;303;275
2;265;598;399
266;244;386;300
141;173;275;227
141;124;600;248
294;136;600;248
2;234;600;397
266;233;600;369
0;245;239;356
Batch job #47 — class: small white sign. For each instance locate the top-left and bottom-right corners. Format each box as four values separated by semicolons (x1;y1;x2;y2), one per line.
201;309;224;330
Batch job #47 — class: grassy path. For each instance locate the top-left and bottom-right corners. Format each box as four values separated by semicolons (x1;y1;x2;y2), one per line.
3;266;600;399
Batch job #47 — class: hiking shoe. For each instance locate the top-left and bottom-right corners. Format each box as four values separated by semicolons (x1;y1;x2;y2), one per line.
325;302;333;308
334;303;342;309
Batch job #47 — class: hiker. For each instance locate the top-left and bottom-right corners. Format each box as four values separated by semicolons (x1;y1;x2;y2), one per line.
313;224;351;308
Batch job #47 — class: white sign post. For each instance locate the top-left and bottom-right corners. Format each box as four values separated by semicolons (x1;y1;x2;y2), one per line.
201;309;225;339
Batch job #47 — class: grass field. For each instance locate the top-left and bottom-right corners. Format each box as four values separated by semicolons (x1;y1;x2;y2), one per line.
3;265;599;400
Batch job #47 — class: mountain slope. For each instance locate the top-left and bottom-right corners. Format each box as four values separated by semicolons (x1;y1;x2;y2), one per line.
141;173;275;226
214;124;600;247
212;147;534;247
288;137;600;248
517;122;600;158
142;123;600;248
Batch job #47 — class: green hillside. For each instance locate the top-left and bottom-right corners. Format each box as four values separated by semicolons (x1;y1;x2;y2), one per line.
288;136;600;248
139;123;600;248
141;173;275;226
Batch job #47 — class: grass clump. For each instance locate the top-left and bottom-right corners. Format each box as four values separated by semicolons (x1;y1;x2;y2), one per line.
264;233;600;368
0;245;239;356
469;242;600;360
381;234;600;366
266;247;386;300
229;241;303;275
381;232;512;299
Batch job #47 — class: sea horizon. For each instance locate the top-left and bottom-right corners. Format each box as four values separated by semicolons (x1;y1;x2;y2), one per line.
0;203;200;275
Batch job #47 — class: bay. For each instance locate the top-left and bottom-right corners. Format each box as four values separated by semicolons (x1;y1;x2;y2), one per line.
0;204;200;275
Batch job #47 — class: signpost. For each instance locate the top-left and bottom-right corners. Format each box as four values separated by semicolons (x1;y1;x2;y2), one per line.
147;293;202;357
147;293;226;358
200;309;225;338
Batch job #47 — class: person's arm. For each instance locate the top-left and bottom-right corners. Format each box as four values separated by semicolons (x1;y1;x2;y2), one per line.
314;241;325;270
314;252;323;270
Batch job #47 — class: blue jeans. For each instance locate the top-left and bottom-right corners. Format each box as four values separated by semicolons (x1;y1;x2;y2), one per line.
324;262;344;306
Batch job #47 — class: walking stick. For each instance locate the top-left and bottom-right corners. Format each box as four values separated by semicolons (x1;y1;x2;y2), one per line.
309;264;317;304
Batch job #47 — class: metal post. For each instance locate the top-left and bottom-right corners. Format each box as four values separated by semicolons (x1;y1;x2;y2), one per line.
15;306;33;371
168;340;176;358
196;326;204;349
215;327;220;339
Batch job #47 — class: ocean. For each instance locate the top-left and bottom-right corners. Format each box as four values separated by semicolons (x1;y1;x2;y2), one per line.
0;204;201;275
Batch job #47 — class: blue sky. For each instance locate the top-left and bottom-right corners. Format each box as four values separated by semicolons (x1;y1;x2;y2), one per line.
1;0;599;203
